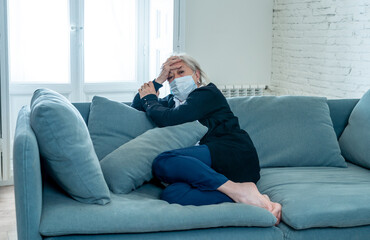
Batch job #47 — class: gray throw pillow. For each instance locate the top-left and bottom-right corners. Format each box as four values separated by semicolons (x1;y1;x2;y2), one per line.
30;88;110;205
339;90;370;169
88;96;156;160
227;96;346;168
100;121;208;194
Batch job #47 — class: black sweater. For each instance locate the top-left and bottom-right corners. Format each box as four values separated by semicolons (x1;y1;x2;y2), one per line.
131;81;260;183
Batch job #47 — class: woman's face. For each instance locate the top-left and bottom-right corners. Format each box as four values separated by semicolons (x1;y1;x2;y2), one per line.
167;60;200;86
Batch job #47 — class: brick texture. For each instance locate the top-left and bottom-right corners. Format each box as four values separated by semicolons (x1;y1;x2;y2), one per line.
271;0;370;98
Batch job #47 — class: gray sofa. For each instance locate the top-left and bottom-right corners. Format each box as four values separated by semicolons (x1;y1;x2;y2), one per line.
13;96;370;240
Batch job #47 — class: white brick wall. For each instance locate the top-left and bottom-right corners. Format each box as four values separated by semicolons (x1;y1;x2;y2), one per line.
271;0;370;98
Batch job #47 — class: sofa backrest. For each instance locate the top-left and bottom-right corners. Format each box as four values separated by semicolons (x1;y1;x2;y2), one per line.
326;99;359;138
72;98;359;140
73;102;92;124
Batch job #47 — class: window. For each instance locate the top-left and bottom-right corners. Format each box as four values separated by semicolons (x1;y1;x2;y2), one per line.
8;0;174;95
3;0;180;184
8;0;70;83
84;0;137;83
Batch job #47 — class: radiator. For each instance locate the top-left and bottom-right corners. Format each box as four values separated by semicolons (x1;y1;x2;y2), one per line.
218;85;268;98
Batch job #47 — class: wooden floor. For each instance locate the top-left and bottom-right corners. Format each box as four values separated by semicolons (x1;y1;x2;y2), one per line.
0;185;17;240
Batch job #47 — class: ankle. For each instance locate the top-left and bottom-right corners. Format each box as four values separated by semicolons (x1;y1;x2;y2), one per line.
217;180;236;195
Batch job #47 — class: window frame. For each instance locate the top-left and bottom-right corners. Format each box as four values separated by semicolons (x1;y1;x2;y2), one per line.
69;0;150;102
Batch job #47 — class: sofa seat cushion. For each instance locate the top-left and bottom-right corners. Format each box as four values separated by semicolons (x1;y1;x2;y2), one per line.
43;227;284;240
39;180;278;237
278;222;370;240
257;163;370;230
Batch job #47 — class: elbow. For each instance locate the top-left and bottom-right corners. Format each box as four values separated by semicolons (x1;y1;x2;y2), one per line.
145;111;161;127
146;111;172;128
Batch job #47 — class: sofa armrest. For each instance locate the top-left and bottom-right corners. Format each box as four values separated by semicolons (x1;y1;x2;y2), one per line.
13;106;43;240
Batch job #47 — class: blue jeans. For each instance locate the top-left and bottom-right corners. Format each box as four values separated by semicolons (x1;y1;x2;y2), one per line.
152;145;234;206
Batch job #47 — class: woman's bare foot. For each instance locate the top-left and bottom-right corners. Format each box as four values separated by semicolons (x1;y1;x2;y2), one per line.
218;181;273;211
218;181;282;225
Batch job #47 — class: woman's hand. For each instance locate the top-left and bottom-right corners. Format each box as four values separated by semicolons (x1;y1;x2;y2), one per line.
139;81;159;99
155;56;182;84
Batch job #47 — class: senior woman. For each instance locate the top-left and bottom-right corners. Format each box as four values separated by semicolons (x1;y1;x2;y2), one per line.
131;54;281;224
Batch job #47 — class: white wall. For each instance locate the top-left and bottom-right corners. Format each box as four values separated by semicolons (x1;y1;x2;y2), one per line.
271;0;370;98
184;0;273;87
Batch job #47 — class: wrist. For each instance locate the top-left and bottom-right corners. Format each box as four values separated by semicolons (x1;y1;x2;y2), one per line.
152;79;164;92
141;94;158;109
154;78;166;85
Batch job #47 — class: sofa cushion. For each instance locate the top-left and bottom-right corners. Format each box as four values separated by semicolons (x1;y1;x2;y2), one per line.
278;222;370;240
227;96;346;168
39;180;278;236
257;163;370;230
88;96;155;160
101;121;208;194
339;90;370;169
43;227;283;240
30;89;110;205
327;99;359;139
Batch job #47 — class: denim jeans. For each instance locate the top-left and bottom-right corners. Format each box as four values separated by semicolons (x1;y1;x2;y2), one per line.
152;145;233;206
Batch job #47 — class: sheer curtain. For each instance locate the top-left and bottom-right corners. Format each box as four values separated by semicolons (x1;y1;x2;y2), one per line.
0;0;9;184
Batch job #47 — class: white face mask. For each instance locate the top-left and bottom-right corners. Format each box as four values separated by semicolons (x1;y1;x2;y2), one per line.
169;74;197;101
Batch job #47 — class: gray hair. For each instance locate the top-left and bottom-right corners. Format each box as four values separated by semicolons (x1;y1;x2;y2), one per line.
172;53;209;86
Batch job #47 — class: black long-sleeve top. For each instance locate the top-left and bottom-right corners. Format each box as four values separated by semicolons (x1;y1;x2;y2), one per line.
131;81;260;183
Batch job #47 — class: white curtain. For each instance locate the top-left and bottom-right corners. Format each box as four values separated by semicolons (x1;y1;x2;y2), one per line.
0;0;11;184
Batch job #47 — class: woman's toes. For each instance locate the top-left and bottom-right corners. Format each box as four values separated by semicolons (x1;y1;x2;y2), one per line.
271;202;282;225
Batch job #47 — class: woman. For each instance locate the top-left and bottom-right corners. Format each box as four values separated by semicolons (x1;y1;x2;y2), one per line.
131;54;281;224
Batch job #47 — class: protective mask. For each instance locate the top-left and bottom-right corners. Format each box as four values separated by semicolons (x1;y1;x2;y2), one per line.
169;74;197;101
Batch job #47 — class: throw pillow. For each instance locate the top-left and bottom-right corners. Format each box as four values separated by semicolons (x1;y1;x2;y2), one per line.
100;121;208;194
88;96;156;160
227;96;346;168
30;88;110;205
339;90;370;169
